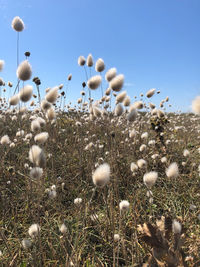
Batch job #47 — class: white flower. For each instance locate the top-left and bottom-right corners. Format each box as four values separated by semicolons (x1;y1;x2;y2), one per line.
143;171;158;188
172;220;181;234
114;234;120;242
166;162;179;178
74;198;82;205
60;223;67;234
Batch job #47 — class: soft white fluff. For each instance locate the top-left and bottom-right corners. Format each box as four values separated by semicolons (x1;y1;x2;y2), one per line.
92;163;110;187
166;162;179;178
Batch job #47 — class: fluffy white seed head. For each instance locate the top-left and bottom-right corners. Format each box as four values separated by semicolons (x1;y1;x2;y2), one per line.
130;162;138;172
34;132;49;144
78;56;86;66
166;162;179;178
31;119;41;132
110;74;124;92
161;157;167;163
141;132;148;139
95;58;105;72
0;60;5;72
86;53;93;67
74;198;82;205
29;145;46;167
92;163;110;187
47;107;56;120
114;103;124;116
114;234;120;242
133;101;143;110
12;16;24;32
183;149;190;157
119;200;130;212
127;108;137;122
41;99;51;111
87;75;102;90
93;106;102;118
45;87;58;103
192;96;200;115
16;60;32;81
140;144;147;152
28;224;40;238
137;159;147;169
172;220;182;234
129;129;136;138
146;88;156;98
123;96;131;107
116;91;127;103
19;85;33;102
60;223;67;234
105;68;117;82
143;171;158;188
30;167;43;180
22;239;32;249
9;94;19;106
1;135;10;145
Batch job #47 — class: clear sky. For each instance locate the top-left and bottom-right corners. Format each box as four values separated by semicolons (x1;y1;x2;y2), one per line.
0;0;200;112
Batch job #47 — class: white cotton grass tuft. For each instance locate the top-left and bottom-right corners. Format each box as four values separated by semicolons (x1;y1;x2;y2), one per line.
166;162;179;178
19;85;33;102
130;162;138;172
34;132;49;144
22;239;32;249
123;96;131;107
133;101;143;109
31;119;41;132
1;135;11;145
29;145;46;167
12;16;24;32
172;220;182;234
47;107;56;120
141;132;148;139
192;96;200;115
143;171;158;188
87;54;93;67
9;95;19;106
127;108;137;122
87;75;102;90
60;223;67;234
41;99;52;110
28;223;40;238
146;88;156;98
95;58;105;72
119;200;130;212
129;129;136;138
30;167;43;180
16;60;32;81
105;68;117;82
137;159;147;169
183;149;190;157
78;56;86;66
114;234;120;242
116;91;126;103
45;87;58;103
92;163;110;187
93;106;102;118
114;103;124;116
74;198;82;205
0;60;5;72
110;74;124;92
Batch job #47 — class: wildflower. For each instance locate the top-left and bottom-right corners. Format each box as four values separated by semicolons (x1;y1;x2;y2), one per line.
29;145;46;167
78;56;86;66
47;107;56;120
30;167;43;179
143;171;158;188
9;95;19;106
110;74;124;92
12;16;24;32
31;119;41;132
133;101;143;109
28;224;40;238
146;88;156;98
87;53;93;67
166;162;179;178
19;85;33;102
123;96;131;106
87;75;102;90
45;87;58;103
119;200;130;212
60;223;67;234
34;132;49;144
93;106;102;118
140;144;146;152
16;60;32;81
0;60;5;72
22;239;32;249
95;58;105;72
172;220;182;234
1;135;10;145
92;163;110;187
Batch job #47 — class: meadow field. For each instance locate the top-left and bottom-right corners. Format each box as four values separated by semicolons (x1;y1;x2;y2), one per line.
0;16;199;267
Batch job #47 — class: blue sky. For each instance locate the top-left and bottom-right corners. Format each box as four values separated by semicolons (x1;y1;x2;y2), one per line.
0;0;200;112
